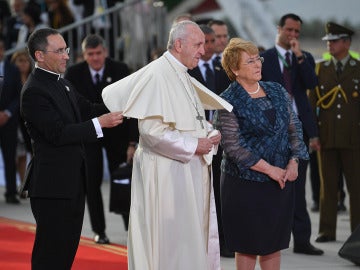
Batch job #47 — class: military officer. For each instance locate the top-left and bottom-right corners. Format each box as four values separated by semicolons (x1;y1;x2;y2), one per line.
308;22;360;242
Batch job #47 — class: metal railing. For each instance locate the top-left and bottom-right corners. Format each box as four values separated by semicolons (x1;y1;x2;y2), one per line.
5;0;168;70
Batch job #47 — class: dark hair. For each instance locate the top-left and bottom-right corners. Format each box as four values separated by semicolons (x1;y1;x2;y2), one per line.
27;28;60;61
81;34;106;51
23;2;42;25
207;19;226;27
199;24;214;35
279;13;303;27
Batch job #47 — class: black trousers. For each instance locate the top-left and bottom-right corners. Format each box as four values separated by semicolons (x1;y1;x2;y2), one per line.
84;142;106;235
212;146;225;246
292;158;312;246
0;118;18;197
30;187;85;270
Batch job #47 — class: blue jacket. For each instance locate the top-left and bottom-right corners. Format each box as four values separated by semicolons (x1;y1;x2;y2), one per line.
214;81;308;182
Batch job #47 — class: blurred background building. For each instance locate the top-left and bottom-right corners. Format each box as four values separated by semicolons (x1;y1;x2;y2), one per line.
3;0;359;72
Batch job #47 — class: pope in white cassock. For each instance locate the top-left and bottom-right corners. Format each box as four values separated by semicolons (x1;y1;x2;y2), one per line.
102;21;232;270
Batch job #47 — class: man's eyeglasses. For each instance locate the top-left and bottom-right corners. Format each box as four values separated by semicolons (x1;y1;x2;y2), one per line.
43;47;70;55
243;56;264;65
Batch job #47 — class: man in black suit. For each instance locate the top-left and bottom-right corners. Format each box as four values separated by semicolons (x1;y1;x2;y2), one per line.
0;35;22;204
188;24;232;258
260;13;323;255
20;28;123;269
65;34;137;243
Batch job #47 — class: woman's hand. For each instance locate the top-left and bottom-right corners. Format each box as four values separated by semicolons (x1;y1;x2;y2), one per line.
266;165;287;189
285;159;299;181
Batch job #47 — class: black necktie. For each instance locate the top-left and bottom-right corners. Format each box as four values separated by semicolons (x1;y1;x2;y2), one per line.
95;73;101;85
213;55;221;69
336;61;343;77
204;63;215;91
283;52;292;95
203;63;216;121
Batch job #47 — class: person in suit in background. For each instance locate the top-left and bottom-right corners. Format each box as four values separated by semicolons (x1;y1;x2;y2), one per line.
4;0;26;50
309;22;360;243
16;1;47;49
208;19;233;258
188;24;232;258
0;35;22;204
260;13;323;255
21;27;124;269
72;0;123;58
208;19;229;68
0;0;11;34
65;34;138;243
10;50;33;193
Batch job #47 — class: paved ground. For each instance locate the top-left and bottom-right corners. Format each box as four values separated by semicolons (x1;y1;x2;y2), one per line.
0;167;358;269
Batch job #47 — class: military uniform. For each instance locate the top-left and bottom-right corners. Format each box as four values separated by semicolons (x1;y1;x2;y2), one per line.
309;22;360;241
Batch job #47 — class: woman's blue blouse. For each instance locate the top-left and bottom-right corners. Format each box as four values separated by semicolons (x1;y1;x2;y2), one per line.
213;81;309;182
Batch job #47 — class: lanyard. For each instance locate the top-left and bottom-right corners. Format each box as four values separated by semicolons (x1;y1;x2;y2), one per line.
276;50;291;70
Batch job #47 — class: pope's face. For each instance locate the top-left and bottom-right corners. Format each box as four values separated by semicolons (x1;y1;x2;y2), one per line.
179;25;205;69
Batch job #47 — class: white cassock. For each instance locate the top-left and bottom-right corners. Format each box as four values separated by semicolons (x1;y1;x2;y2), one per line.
102;51;232;270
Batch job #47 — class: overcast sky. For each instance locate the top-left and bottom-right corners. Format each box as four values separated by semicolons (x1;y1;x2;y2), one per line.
266;0;360;27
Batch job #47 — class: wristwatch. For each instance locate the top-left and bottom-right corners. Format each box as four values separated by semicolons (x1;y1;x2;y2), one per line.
291;157;299;164
297;55;305;63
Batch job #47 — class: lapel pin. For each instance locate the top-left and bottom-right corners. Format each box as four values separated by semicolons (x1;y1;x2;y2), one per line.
65;86;70;92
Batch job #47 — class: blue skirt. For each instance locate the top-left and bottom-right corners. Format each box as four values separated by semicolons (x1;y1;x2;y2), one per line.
220;173;295;255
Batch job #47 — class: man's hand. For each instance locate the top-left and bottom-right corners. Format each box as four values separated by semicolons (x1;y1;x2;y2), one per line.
289;38;302;57
126;143;136;163
309;137;321;151
97;112;123;128
0;111;10;126
195;138;214;155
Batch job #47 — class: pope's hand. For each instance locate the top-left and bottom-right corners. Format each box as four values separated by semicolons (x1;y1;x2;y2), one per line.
196;138;214;155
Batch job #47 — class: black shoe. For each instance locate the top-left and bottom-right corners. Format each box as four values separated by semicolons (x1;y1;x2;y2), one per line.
5;195;20;204
94;233;110;244
220;243;234;258
310;202;319;212
337;202;347;212
315;235;336;243
293;243;324;255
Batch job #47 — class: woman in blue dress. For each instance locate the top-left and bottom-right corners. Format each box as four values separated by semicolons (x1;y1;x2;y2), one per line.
214;38;308;270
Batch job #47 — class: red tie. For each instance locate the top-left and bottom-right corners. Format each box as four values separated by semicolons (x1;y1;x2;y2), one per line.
283;52;292;95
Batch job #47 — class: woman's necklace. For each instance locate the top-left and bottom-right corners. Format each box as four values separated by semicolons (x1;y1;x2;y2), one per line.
247;82;260;95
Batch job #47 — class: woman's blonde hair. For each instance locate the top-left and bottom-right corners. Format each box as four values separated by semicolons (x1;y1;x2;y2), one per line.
222;38;259;81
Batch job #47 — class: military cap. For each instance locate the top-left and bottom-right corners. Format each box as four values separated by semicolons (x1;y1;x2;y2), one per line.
322;22;354;41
